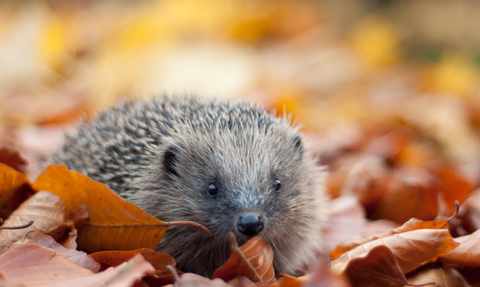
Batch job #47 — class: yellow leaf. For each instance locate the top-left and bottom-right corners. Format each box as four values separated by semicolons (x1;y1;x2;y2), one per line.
430;55;477;96
38;14;72;72
349;16;401;67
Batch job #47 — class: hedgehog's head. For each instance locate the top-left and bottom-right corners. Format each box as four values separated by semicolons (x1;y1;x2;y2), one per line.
135;102;327;276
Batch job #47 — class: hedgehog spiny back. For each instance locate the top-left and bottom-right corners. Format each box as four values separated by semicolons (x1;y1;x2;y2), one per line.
46;95;328;277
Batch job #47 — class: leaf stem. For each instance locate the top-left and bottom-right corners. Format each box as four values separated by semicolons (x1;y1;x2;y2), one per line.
0;220;34;230
160;221;213;237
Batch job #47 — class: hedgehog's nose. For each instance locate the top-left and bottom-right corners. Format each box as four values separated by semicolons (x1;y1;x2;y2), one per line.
237;213;264;237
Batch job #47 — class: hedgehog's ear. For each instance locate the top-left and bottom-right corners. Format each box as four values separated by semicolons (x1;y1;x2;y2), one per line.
163;145;179;179
293;135;303;157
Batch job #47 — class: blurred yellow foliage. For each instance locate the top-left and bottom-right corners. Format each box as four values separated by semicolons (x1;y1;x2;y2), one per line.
224;2;275;43
349;16;401;67
273;92;300;118
115;0;271;50
114;0;317;49
38;14;72;74
0;4;18;37
429;55;478;96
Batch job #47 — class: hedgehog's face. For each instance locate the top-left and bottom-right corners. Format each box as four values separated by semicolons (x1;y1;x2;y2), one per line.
151;125;325;275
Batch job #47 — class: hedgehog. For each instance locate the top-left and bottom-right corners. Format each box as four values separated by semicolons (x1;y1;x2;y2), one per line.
45;96;328;277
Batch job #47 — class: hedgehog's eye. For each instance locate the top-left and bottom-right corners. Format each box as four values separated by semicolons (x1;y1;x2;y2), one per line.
273;179;281;191
208;183;218;196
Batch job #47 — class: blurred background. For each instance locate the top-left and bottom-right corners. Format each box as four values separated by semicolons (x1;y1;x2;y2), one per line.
1;0;480;203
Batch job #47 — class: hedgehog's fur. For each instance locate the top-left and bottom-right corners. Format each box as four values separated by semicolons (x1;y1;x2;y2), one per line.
46;96;327;277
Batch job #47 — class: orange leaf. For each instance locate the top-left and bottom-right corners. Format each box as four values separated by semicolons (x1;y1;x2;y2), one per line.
331;229;458;274
212;234;275;284
0;163;34;220
32;165;209;253
274;275;304;287
432;163;472;210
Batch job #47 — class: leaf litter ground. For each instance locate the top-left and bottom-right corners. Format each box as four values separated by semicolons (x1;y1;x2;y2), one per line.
1;1;480;286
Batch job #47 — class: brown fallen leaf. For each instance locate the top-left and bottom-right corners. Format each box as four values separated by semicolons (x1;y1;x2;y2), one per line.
361;128;417;166
363;219;399;237
331;217;450;259
90;248;179;273
62;204;89;249
407;266;471;287
212;234;275;285
0;163;34;220
322;195;366;254
90;248;180;286
0;273;26;287
369;166;440;223
168;272;231;287
0;243;154;287
295;259;350;287
53;254;154;287
461;188;480;231
326;153;390;209
455;267;480;287
32;165;210;253
0;147;28;173
0;190;72;247
331;229;458;274
29;235;100;272
0;243;94;286
338;245;408;287
440;229;480;267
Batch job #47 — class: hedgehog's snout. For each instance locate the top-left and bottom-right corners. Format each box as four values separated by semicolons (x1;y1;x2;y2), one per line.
236;212;264;236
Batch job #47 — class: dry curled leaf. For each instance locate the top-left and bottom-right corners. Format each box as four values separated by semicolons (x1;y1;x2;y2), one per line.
212;234;275;284
0;244;154;287
440;229;480;267
170;273;231;287
331;217;451;259
0;243;94;286
90;248;180;286
407;266;471;287
340;245;407;287
331;229;458;274
0;190;72;247
90;248;177;274
29;235;100;272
